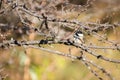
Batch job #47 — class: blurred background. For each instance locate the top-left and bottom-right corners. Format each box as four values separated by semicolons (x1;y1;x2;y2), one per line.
0;0;120;80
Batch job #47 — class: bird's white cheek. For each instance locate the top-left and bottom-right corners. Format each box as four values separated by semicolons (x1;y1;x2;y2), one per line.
78;34;83;37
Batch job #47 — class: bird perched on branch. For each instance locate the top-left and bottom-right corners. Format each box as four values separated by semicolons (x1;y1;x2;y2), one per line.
73;30;84;44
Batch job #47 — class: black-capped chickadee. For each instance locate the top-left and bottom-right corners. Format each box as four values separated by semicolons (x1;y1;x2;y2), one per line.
73;30;84;44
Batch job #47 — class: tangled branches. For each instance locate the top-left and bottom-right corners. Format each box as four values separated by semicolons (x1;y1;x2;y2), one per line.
0;0;120;80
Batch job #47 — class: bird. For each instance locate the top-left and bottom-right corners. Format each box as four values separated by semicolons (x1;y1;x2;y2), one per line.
73;30;84;44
